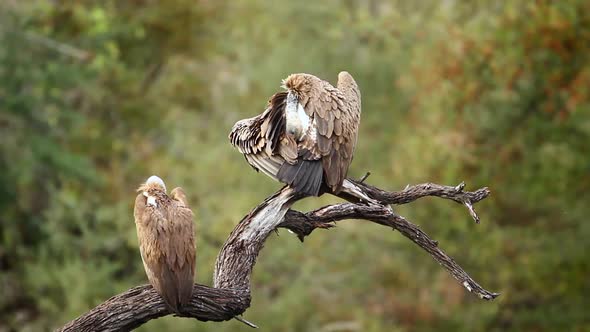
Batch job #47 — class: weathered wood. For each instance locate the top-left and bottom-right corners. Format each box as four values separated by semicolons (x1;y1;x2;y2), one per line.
213;187;300;289
58;285;249;332
59;180;497;331
279;203;499;300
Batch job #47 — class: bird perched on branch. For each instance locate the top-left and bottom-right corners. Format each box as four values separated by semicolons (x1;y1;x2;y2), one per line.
134;175;195;313
229;71;361;196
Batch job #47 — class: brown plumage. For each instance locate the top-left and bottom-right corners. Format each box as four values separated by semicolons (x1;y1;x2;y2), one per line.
134;175;195;313
229;71;361;196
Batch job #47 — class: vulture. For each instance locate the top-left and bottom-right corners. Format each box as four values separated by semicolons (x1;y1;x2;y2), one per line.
134;175;195;313
229;71;361;196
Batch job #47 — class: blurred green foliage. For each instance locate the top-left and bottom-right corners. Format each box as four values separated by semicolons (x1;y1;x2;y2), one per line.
0;1;589;331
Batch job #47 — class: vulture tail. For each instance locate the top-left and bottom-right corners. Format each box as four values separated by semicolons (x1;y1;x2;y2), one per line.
277;160;323;196
158;266;181;313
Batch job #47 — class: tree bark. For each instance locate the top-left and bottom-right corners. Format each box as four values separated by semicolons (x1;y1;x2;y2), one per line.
59;179;497;331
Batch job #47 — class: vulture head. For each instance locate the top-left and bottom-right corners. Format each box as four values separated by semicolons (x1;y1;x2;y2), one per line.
145;175;166;192
140;175;167;207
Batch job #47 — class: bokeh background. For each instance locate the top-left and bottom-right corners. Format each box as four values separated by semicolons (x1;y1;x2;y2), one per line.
1;1;589;331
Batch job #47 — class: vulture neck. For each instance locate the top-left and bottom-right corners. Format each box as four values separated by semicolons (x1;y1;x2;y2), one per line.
285;91;310;140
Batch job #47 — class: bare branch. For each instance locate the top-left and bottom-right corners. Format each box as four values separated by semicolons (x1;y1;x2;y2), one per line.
60;180;496;330
278;202;499;300
349;179;490;205
346;179;490;223
58;285;249;332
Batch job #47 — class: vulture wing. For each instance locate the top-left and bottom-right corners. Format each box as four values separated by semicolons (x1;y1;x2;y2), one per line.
168;187;196;309
229;92;289;180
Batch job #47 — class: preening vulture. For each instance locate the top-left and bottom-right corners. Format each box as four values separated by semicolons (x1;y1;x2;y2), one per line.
134;175;196;313
229;71;361;196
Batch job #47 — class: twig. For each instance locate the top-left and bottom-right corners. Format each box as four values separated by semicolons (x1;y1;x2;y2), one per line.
359;172;371;183
234;316;259;329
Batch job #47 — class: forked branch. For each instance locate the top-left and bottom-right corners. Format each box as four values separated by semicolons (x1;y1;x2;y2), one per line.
59;179;497;331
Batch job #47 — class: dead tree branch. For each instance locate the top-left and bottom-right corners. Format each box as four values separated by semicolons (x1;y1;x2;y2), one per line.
59;285;250;332
59;179;497;331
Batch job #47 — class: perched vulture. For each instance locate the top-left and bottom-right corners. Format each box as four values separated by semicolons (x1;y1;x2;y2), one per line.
229;71;361;196
134;175;195;313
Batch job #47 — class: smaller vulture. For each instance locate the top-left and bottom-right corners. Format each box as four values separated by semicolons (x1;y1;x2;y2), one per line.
229;71;361;196
134;175;195;313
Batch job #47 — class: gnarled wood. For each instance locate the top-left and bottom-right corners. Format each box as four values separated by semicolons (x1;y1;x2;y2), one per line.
59;179;497;331
59;285;250;332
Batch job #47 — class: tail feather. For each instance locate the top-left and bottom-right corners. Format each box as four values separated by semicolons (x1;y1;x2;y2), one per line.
159;267;181;312
177;264;194;310
277;160;323;196
157;264;193;313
